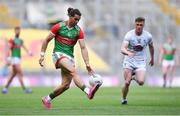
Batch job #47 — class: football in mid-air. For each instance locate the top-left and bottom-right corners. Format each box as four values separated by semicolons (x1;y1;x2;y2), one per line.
89;74;103;86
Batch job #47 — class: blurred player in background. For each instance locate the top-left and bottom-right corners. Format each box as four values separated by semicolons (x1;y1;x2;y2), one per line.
158;36;179;88
120;17;154;104
39;7;100;110
1;26;32;94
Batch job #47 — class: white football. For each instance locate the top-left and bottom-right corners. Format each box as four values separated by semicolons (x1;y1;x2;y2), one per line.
89;74;103;86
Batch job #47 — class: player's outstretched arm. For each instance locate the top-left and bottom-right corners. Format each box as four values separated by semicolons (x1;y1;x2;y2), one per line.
158;47;164;65
39;33;54;67
174;48;179;65
6;40;12;66
22;44;32;56
148;42;154;66
78;39;94;75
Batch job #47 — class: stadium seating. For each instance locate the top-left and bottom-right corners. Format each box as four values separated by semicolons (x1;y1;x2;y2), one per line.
0;4;20;28
153;0;180;26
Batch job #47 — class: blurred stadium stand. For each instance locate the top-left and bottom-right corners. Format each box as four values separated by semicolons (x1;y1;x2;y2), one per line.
0;0;180;87
154;0;180;25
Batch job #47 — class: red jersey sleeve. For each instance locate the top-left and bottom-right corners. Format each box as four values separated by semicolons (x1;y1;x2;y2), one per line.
50;24;60;35
78;28;84;39
8;39;13;47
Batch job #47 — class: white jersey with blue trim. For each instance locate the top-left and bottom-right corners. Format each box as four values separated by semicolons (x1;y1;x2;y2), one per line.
123;29;152;61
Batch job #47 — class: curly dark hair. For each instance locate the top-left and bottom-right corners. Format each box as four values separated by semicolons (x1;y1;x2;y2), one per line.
67;7;81;17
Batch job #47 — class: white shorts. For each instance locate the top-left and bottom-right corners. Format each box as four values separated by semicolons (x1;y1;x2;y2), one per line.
11;57;21;65
162;59;175;67
52;52;74;68
123;59;146;72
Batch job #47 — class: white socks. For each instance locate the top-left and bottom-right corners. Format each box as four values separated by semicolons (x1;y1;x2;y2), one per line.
46;95;52;102
84;87;90;94
121;98;127;102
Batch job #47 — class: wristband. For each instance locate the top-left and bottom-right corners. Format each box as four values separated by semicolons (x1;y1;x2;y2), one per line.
40;52;45;57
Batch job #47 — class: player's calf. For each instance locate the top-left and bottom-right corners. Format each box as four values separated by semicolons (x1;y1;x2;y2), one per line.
137;80;144;86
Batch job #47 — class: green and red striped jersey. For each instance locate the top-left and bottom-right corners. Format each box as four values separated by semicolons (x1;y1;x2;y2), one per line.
51;21;84;57
163;43;176;60
9;37;23;58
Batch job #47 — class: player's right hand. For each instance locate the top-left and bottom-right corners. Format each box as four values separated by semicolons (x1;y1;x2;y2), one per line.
6;62;11;66
128;52;135;57
28;51;33;56
6;57;11;66
39;57;44;67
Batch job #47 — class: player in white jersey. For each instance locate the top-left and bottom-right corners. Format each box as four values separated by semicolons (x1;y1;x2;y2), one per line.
120;17;154;104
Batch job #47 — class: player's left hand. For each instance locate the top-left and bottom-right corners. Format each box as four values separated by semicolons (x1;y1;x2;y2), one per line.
149;59;154;66
86;65;94;75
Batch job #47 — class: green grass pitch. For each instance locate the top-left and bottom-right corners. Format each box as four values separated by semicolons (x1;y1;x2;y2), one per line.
0;86;180;115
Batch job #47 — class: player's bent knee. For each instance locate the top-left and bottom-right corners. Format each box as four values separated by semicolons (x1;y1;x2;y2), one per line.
125;81;130;86
138;81;144;86
70;69;77;77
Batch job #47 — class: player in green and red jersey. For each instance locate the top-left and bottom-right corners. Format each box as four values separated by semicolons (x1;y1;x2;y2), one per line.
159;36;179;88
39;8;101;110
2;26;32;94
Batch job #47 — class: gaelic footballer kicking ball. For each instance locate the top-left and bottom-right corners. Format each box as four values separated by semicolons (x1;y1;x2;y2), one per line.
89;74;103;86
